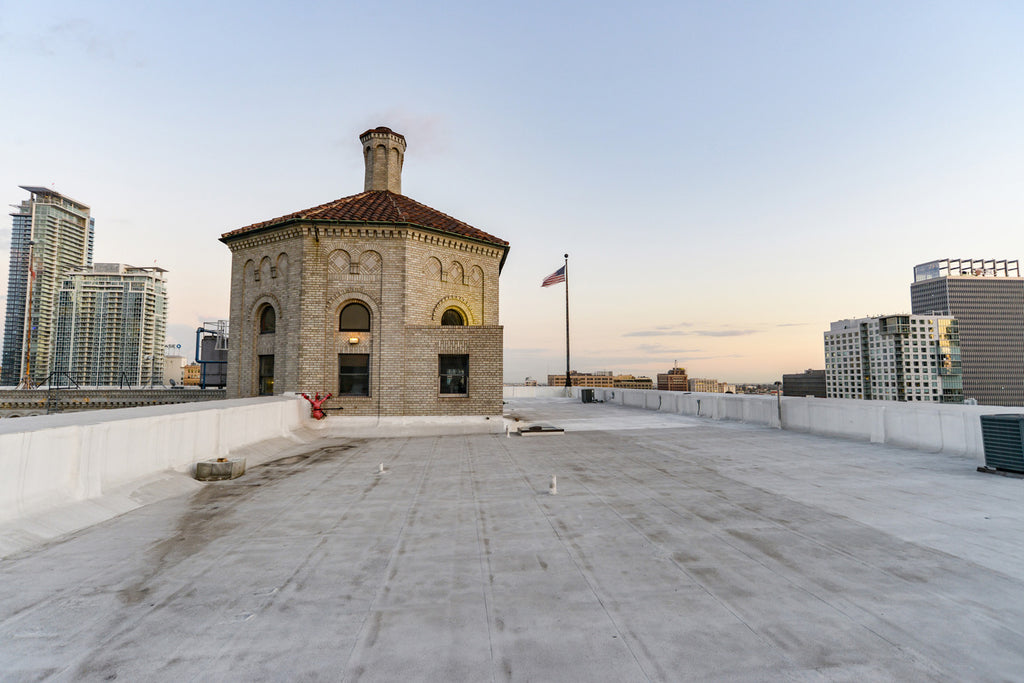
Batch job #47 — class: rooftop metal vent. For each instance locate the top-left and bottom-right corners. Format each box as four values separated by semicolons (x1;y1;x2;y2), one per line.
979;414;1024;474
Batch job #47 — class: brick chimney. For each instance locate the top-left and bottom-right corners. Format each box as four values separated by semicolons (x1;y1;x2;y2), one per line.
359;127;406;194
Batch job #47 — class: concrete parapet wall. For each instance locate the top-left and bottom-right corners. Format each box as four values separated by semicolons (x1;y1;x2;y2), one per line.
503;386;571;398
587;387;1024;460
0;388;227;419
0;396;305;525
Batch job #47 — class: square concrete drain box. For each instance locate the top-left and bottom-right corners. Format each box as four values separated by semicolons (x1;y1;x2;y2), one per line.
195;458;246;481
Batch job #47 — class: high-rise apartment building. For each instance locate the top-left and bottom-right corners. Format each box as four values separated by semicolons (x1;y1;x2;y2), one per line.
1;187;95;386
910;258;1024;406
824;314;963;402
51;264;168;386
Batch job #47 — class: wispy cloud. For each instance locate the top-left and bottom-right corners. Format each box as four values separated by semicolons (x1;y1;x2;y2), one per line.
776;322;809;328
623;330;688;337
47;19;126;63
570;353;746;367
361;110;448;157
624;328;757;338
694;329;757;337
635;344;703;354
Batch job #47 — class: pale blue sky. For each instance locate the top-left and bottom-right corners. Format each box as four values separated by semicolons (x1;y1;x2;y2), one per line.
1;1;1022;383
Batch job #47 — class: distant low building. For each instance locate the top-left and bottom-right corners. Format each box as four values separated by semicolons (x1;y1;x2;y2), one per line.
547;371;652;389
547;371;614;387
783;369;826;398
163;355;187;386
689;377;721;392
657;366;689;391
612;375;654;390
183;363;201;385
735;384;775;395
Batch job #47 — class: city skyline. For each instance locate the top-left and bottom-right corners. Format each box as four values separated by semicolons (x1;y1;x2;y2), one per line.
2;2;1024;384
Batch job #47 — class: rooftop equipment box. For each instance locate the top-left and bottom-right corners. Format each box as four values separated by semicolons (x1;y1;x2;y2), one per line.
979;414;1024;474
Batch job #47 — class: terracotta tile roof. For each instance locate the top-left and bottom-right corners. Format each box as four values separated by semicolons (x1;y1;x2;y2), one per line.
220;190;508;247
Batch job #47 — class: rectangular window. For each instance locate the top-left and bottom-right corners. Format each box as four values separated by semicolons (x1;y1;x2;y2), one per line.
439;354;469;394
258;355;274;396
339;354;370;396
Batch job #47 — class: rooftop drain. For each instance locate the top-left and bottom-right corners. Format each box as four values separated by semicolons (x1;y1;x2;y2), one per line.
518;424;565;436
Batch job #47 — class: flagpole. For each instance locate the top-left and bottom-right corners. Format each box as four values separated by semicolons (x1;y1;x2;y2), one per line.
564;253;570;393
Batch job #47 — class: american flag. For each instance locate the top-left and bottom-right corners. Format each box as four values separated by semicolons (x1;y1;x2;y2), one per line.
541;265;566;287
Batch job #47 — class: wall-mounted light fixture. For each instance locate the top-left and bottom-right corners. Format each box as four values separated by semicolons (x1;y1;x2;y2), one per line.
348;336;360;345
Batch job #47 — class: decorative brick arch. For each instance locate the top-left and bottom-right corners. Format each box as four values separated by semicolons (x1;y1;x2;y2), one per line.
248;293;283;395
259;256;273;282
431;296;476;325
326;291;381;330
249;293;283;327
448;261;464;285
328;249;351;281
424;256;442;280
358;250;382;279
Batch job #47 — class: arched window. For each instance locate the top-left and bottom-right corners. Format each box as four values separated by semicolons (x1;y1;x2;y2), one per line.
259;305;276;334
340;302;370;331
441;308;465;326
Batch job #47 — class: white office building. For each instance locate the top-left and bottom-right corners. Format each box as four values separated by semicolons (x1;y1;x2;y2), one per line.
824;314;963;403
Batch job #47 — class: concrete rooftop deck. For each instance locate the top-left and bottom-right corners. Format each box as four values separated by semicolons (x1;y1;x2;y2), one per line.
3;397;1024;681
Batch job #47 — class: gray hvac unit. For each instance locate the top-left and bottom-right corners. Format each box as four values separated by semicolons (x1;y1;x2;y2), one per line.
580;388;595;403
979;414;1024;474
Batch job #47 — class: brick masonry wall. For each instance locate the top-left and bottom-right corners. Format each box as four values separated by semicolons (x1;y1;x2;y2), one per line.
226;227;304;398
223;222;506;416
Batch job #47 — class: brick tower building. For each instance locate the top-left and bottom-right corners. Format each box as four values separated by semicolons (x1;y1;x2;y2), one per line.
220;127;509;416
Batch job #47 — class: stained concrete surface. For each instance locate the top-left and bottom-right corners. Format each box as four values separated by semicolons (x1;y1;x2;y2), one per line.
3;397;1024;681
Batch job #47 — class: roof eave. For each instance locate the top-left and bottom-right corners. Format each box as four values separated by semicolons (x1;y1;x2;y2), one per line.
221;218;509;254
